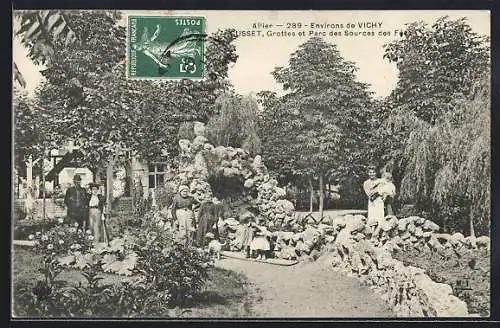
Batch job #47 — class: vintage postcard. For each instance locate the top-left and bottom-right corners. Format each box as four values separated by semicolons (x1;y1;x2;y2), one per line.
12;10;491;319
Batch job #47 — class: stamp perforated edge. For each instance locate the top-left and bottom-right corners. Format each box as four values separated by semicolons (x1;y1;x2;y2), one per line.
125;14;207;81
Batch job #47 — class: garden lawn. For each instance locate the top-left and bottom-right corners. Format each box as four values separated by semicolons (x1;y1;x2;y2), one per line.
12;246;254;318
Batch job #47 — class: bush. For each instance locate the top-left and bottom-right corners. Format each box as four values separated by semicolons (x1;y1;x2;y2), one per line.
30;223;95;257
14;212;214;317
129;214;214;307
178;122;196;140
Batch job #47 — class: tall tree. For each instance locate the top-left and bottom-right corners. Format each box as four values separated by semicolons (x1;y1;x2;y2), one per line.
13;87;58;220
28;11;238;171
381;16;490;235
261;37;375;217
383;16;489;124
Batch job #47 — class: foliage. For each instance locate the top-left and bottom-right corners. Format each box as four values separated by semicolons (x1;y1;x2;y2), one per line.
14;210;214;317
380;17;490;235
392;76;490;235
257;91;302;184
28;222;139;276
127;215;214;306
30;223;95;258
132;178;151;220
178;121;197;140
154;186;173;210
383;16;489;124
258;37;376;208
13;88;55;172
16;10;239;171
206;93;262;156
379;16;490;191
13;259;190;318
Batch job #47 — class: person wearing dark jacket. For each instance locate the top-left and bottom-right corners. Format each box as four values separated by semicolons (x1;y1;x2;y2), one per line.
195;198;224;247
64;175;89;229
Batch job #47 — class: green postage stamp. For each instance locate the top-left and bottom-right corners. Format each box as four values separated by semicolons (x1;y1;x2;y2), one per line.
127;15;206;79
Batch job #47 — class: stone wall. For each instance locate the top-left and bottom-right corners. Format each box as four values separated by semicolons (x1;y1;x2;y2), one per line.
218;211;488;317
320;214;489;317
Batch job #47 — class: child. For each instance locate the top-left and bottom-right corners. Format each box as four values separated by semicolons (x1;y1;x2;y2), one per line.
233;211;255;258
250;217;272;260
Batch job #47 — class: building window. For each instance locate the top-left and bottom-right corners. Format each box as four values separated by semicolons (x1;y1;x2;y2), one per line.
148;163;167;189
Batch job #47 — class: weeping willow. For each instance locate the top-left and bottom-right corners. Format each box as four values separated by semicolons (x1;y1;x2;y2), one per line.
206;94;262;156
389;75;490;236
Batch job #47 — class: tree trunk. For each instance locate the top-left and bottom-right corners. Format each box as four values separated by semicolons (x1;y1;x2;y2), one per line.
41;149;46;222
25;156;33;220
319;173;324;219
130;170;136;216
308;177;314;212
26;155;33;195
106;157;115;218
469;210;475;237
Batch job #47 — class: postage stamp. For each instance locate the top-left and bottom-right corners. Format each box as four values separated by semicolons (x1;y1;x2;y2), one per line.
127;15;205;79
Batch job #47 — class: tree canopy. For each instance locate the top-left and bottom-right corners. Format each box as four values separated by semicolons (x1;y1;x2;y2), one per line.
14;10;239;171
260;37;375;184
383;16;489;124
205;93;261;156
381;16;490;235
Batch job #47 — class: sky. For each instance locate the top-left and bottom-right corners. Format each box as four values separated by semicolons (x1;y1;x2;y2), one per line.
13;10;490;99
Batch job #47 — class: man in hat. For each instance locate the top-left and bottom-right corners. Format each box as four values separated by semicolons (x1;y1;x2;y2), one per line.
64;174;90;229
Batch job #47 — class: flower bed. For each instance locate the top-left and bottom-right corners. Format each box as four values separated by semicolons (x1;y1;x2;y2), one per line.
12;216;215;317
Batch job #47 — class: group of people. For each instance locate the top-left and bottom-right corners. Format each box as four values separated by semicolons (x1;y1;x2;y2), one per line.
63;167;395;253
170;185;272;259
64;174;107;242
230;209;274;260
169;185;226;247
363;166;396;222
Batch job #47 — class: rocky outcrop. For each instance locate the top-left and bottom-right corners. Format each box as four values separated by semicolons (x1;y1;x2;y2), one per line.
168;121;487;317
170;122;297;226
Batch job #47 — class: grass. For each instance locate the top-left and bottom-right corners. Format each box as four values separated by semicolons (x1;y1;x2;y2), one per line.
185;267;255;317
391;245;490;317
12;246;255;318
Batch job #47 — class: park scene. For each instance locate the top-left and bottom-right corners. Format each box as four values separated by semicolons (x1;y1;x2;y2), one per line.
12;10;490;318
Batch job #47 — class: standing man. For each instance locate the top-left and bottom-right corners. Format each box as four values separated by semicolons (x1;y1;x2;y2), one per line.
362;166;384;222
64;175;89;229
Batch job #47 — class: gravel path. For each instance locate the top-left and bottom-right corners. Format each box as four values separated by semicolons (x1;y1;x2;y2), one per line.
216;257;394;318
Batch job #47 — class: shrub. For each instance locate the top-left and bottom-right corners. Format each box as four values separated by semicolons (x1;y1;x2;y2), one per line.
178;121;196;140
30;223;94;258
129;213;214;306
14;210;214;317
156;243;214;305
132;178;151;221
